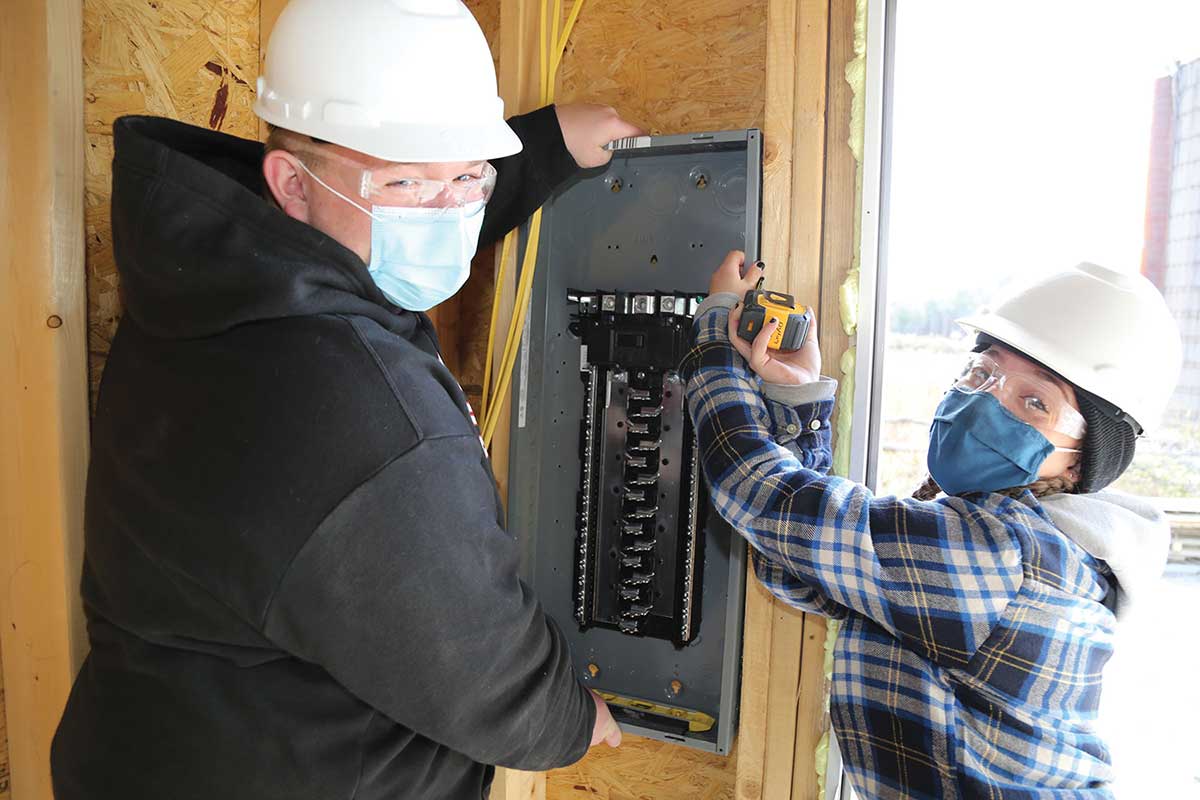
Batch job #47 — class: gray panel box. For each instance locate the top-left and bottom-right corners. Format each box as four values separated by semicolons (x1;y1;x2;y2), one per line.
507;129;762;753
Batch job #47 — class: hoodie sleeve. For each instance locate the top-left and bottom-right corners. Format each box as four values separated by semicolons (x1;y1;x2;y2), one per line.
479;105;580;247
261;432;595;770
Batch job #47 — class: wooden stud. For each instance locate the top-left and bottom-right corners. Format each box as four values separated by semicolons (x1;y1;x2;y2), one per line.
735;0;802;791
0;2;89;799
818;0;861;458
742;1;833;799
490;0;548;795
791;615;830;799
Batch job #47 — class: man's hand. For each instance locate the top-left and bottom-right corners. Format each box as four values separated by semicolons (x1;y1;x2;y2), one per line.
555;104;646;169
589;691;622;748
728;302;822;387
708;249;765;298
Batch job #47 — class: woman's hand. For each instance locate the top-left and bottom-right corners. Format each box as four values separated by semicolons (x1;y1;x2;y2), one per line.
728;303;821;386
708;249;765;298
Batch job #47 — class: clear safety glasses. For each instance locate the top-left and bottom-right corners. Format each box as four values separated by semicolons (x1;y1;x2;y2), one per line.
953;352;1087;441
302;149;496;214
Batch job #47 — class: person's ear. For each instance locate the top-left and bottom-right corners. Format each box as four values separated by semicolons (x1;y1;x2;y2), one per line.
1065;458;1083;484
263;150;312;222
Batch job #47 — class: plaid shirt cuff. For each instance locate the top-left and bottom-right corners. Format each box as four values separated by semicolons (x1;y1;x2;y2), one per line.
684;304;835;468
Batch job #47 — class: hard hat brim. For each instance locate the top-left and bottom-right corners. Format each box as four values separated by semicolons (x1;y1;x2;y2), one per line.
256;101;524;164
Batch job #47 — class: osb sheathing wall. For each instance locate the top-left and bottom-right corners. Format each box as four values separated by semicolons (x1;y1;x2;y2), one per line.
83;0;261;402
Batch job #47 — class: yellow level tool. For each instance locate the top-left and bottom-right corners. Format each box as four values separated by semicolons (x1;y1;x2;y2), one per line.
595;691;716;733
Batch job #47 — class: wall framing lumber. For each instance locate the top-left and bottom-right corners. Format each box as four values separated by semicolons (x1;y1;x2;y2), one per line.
488;0;547;795
0;1;89;798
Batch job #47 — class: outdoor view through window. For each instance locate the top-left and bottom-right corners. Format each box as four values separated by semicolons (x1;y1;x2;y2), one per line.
875;2;1199;796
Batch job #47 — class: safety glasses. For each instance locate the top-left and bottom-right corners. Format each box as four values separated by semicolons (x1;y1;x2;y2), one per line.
953;352;1087;440
298;149;496;214
359;160;496;209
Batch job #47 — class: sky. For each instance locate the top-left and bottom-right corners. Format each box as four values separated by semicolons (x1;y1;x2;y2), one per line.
886;0;1200;306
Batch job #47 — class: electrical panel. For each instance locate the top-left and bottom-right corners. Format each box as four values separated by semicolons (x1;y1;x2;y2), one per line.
507;130;762;753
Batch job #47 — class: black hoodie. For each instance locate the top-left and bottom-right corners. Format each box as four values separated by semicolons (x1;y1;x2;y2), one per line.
51;108;595;800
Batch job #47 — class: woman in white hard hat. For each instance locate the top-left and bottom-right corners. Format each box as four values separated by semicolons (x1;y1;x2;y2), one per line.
682;252;1182;798
51;1;639;799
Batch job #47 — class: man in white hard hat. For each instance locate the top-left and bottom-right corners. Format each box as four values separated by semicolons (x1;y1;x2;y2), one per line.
51;1;641;798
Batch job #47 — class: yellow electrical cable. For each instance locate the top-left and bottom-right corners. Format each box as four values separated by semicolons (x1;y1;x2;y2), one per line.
479;233;512;420
551;0;562;83
552;0;585;78
481;0;587;448
537;0;549;104
482;211;542;444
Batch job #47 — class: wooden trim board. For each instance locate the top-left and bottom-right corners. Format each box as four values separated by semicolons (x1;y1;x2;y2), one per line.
0;1;89;798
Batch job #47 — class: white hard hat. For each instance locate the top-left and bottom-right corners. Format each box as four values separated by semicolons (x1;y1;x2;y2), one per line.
254;0;522;163
957;262;1182;435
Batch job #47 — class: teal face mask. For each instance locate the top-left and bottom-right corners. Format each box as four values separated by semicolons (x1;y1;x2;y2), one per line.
296;159;485;311
927;390;1056;495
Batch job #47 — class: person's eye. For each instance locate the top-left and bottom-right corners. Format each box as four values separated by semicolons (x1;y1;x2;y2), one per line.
453;173;480;184
962;366;988;387
387;179;418;188
1022;394;1049;414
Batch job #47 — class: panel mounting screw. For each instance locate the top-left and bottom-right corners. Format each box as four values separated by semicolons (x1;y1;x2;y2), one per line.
587;663;601;678
609;177;623;193
670;679;683;696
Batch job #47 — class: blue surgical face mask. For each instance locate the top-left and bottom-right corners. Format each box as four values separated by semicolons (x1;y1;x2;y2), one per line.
364;203;485;311
296;160;484;311
927;390;1056;495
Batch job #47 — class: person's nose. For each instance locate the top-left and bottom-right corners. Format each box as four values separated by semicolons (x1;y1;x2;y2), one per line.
428;184;459;208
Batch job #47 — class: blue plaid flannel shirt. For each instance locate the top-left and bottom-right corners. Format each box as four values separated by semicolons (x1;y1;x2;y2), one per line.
681;303;1119;799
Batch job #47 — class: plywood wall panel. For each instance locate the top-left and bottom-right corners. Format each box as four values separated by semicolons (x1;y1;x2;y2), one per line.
548;734;736;800
555;0;768;134
83;0;260;402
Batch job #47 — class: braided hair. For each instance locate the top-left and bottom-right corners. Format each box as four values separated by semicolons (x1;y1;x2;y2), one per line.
911;473;1078;502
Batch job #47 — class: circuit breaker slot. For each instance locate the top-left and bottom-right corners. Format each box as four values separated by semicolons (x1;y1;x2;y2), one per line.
571;291;705;645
